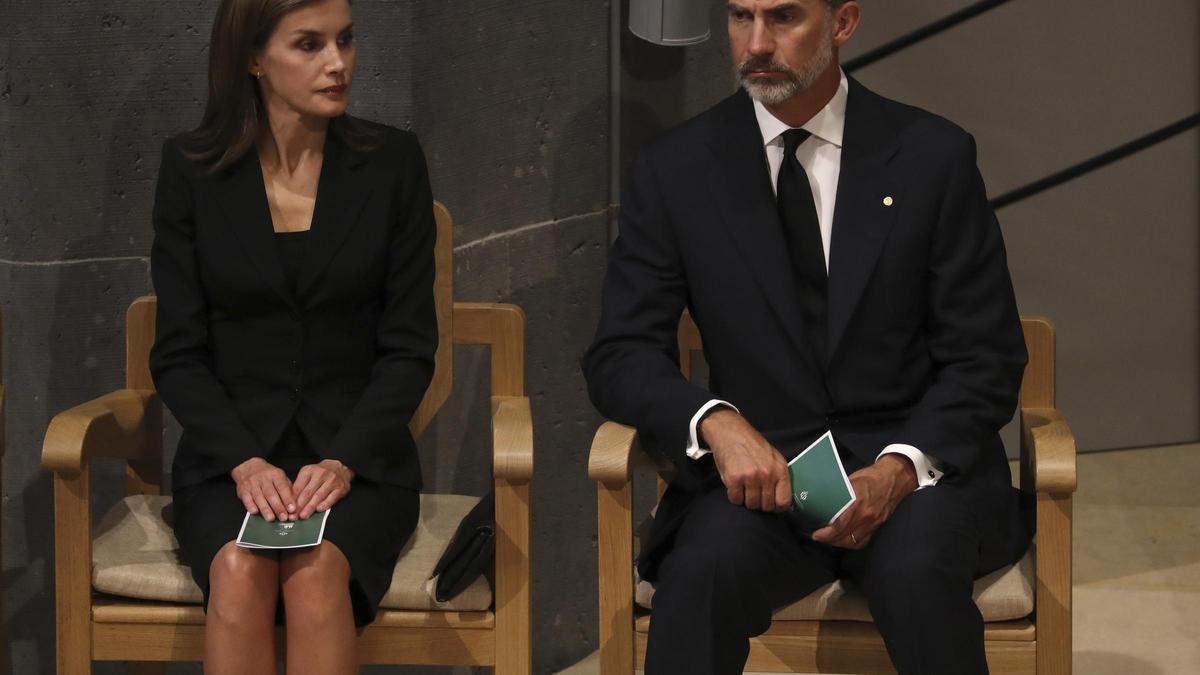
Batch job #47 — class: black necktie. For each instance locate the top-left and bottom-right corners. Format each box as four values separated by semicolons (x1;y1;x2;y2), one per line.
777;128;828;363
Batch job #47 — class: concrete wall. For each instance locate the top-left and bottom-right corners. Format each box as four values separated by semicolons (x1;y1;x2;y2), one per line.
2;1;607;673
1;1;1197;673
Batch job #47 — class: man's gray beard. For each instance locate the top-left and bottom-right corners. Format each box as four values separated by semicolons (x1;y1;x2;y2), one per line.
737;31;834;105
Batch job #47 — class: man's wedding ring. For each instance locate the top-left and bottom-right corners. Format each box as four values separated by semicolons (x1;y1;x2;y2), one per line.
850;533;858;544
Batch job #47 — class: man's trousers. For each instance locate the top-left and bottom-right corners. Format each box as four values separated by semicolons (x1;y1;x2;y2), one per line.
644;483;990;675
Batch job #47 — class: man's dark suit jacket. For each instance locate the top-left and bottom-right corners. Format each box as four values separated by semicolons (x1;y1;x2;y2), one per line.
583;78;1031;580
150;121;437;491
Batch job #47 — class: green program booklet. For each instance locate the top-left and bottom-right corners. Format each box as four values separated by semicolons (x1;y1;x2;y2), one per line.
236;509;330;549
787;431;856;532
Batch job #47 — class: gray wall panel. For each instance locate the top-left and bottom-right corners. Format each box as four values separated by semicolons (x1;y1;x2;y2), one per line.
1003;129;1200;451
842;0;978;62
852;0;1200;197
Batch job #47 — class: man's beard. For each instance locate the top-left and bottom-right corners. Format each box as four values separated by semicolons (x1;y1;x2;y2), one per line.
735;29;834;105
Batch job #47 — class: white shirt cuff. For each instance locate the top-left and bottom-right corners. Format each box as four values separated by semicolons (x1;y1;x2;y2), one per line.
685;399;739;460
877;444;944;488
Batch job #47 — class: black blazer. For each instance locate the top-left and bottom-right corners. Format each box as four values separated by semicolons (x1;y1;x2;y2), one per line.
583;79;1030;578
150;121;437;490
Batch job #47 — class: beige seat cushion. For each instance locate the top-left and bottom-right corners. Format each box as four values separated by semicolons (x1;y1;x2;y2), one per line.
635;545;1035;622
92;493;493;611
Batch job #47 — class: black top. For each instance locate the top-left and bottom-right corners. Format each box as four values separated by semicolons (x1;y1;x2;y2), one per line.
272;229;317;463
274;229;311;297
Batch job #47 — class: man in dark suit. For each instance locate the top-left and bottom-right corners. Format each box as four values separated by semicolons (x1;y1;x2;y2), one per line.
583;1;1031;673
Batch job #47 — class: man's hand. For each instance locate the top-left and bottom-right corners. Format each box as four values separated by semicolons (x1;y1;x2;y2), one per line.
700;408;791;512
232;457;297;522
293;459;354;519
812;454;919;549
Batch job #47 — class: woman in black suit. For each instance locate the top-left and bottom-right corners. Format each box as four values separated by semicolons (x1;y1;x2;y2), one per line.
149;0;435;672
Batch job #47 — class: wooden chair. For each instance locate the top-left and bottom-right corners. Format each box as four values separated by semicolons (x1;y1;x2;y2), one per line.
589;314;1077;674
42;202;533;674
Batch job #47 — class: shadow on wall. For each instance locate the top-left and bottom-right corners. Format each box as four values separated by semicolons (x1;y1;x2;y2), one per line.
411;92;611;674
14;54;185;675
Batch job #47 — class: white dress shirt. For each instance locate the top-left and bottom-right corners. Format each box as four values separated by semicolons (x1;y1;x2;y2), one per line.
684;70;943;489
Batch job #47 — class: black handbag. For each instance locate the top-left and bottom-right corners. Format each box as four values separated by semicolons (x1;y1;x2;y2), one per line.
430;491;495;602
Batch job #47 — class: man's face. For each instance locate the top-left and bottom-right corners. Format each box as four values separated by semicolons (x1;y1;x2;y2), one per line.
728;0;838;105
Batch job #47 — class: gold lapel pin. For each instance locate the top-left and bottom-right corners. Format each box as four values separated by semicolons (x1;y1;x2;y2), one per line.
883;196;894;207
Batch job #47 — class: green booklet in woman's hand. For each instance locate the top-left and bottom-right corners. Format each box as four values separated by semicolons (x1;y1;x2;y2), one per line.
787;431;856;532
236;509;331;549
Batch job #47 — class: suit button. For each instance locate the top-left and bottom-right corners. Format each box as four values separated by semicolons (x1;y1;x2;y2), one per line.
289;360;300;373
289;386;300;400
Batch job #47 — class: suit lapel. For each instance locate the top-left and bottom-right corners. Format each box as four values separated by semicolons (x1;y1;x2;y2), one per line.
296;131;373;297
210;152;294;308
704;91;808;351
826;78;903;364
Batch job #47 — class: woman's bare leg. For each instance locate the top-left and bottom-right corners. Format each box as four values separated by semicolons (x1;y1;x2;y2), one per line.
280;541;357;674
205;541;280;674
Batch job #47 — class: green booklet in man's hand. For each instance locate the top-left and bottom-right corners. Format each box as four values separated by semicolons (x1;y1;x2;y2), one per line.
787;431;856;533
236;509;331;549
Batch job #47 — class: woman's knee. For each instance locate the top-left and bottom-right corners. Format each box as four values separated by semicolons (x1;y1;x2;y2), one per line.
280;542;352;622
207;543;279;624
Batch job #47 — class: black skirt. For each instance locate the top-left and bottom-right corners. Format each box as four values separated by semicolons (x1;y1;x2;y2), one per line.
172;421;419;627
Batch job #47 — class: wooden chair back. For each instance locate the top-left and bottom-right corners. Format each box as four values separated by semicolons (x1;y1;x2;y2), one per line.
122;202;458;496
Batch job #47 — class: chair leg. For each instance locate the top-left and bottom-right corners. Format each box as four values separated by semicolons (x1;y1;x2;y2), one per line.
597;482;635;675
1036;494;1072;675
54;473;93;675
495;481;531;675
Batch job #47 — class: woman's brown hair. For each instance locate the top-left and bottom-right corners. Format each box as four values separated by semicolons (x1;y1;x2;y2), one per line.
177;0;381;171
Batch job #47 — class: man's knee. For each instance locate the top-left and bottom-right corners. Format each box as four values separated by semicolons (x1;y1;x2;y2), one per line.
858;491;979;616
654;523;789;637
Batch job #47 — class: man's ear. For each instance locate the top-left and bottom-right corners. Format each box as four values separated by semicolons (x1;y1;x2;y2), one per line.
831;2;861;48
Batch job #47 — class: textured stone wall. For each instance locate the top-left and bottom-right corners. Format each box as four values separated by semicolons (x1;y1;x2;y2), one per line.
2;1;607;673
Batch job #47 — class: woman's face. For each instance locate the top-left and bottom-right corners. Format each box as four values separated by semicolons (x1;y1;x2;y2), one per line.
252;0;355;122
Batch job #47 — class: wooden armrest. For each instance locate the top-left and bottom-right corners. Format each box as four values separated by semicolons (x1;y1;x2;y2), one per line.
492;396;533;482
1021;407;1077;494
42;389;160;474
587;421;646;486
